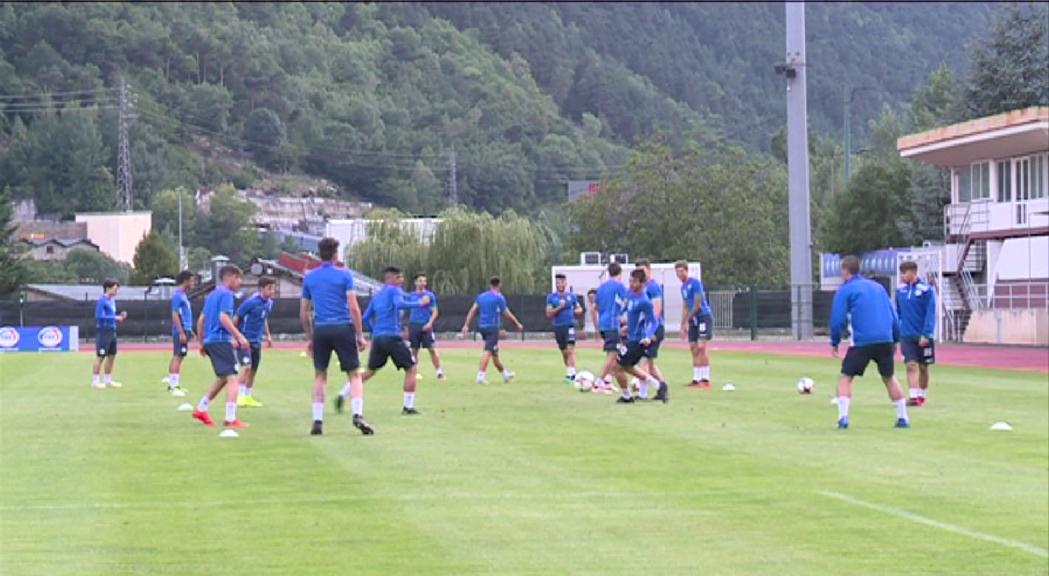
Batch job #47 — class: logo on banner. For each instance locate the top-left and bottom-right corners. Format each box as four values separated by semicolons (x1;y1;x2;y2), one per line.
37;326;64;348
0;326;19;349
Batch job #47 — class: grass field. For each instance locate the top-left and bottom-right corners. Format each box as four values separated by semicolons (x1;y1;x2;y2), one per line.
1;345;1047;575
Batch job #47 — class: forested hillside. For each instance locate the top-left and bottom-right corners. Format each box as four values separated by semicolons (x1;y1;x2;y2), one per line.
0;2;996;217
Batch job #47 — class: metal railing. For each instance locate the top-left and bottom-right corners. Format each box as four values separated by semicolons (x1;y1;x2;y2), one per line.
990;282;1049;310
708;291;735;330
944;202;989;239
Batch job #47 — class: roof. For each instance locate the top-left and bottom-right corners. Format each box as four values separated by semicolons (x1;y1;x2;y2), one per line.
25;283;158;301
21;238;99;249
16;221;88;241
897;106;1049;167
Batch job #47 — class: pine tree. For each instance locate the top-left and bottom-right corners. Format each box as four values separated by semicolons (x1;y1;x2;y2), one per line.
0;186;28;298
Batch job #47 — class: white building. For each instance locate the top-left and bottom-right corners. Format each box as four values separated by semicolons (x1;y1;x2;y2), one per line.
897;106;1048;345
74;211;153;264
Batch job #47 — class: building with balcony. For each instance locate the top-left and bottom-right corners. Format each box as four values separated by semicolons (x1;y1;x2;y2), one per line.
897;106;1048;345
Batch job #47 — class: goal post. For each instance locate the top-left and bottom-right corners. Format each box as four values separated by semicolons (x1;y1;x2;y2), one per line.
894;248;945;343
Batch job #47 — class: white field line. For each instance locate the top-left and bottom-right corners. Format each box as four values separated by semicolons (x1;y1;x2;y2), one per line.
818;490;1049;559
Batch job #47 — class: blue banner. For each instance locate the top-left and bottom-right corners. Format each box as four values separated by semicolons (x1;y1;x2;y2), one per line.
0;325;80;352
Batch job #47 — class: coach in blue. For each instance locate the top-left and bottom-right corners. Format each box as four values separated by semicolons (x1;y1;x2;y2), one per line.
896;260;937;407
829;255;909;430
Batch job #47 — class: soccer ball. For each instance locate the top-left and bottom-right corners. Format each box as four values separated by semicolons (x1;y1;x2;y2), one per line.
575;371;595;392
796;377;814;394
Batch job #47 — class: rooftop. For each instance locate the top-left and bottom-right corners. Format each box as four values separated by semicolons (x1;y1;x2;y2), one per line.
897;106;1049;167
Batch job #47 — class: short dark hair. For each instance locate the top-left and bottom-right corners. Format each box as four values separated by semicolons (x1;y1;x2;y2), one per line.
318;237;340;262
102;278;119;291
674;260;688;271
841;255;860;276
607;262;622;277
587;288;597;296
257;276;276;289
175;270;195;285
635;258;651;269
383;266;401;276
219;264;243;280
489;276;501;288
413;273;427;281
554;273;566;280
630;269;647;282
899;261;918;273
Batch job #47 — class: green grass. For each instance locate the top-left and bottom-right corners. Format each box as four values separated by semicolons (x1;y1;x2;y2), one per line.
1;346;1047;575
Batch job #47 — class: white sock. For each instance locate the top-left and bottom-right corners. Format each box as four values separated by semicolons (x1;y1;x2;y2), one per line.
894;399;908;420
837;397;851;420
239;385;248;396
92;374;100;385
339;383;351;398
603;374;613;384
476;371;487;382
225;402;237;422
312;402;324;422
918;388;927;399
104;374;112;384
646;375;660;387
169;374;179;387
244;387;253;398
404;392;415;409
692;367;702;381
638;381;649;399
567;367;576;378
436;368;445;377
621;388;632;399
909;388;919;399
502;368;513;378
197;396;209;412
351;398;363;416
701;366;711;380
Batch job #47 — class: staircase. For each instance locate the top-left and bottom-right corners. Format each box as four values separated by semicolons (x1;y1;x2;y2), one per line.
942;204;987;341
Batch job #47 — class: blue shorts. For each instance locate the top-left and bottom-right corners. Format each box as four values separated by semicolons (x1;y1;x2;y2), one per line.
553;325;576;351
204;342;238;377
479;327;500;352
600;329;621;352
644;324;665;359
408;323;436;349
237;342;263;371
172;331;193;358
901;337;935;365
95;329;117;358
688;314;713;343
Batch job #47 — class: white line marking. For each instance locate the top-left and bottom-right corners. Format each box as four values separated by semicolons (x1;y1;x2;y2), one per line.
818;490;1048;559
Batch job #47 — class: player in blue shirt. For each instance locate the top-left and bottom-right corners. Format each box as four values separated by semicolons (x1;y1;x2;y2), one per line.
594;263;629;390
406;273;445;381
830;255;909;429
353;267;430;415
613;269;669;404
234;276;276;408
91;278;128;389
896;261;937;407
301;237;371;436
166;271;196;397
634;259;666;399
546;273;584;384
675;261;714;389
191;265;251;430
461;276;524;384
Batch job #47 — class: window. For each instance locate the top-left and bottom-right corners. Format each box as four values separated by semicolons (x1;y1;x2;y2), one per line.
957;167;971;202
996;160;1011;202
1016;157;1031;202
971;162;990;200
45;245;54;255
1033;154;1046;200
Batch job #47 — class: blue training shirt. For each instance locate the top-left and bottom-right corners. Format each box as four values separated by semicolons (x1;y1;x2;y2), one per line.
364;284;422;337
595;279;628;331
235;293;273;343
475;290;508;329
644;279;664;326
546;290;579;327
171;289;193;336
408;290;438;325
624;290;657;343
95;295;118;331
302;262;356;326
202;286;236;344
680;277;711;317
829;275;900;347
896;279;937;339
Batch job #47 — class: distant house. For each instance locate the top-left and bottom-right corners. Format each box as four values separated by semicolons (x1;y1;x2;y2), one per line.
16;221;99;261
22;238;100;261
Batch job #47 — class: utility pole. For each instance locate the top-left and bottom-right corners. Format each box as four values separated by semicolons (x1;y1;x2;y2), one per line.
117;76;135;211
178;188;186;271
447;148;458;205
783;2;813;340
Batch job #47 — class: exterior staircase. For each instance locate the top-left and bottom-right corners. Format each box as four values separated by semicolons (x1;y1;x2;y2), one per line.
942;204;988;341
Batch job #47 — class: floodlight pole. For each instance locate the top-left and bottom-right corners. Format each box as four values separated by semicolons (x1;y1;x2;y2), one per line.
785;2;814;340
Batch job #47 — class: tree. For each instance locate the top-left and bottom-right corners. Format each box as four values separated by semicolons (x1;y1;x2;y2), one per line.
63;248;131;284
964;3;1049;118
131;230;179;284
0;187;29;297
196;184;259;264
243;107;286;168
823;162;917;256
149;188;197;246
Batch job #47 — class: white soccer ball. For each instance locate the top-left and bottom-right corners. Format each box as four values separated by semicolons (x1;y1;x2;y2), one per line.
575;371;595;392
796;377;814;395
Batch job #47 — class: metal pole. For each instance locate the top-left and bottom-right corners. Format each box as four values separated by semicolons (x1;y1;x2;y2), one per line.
843;86;851;182
178;189;185;271
749;285;758;341
786;2;814;340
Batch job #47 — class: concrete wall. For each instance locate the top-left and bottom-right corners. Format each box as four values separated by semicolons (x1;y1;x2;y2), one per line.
964;308;1049;345
75;212;152;264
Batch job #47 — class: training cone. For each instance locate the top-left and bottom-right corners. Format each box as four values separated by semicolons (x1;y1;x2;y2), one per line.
722;383;736;391
299;351;308;358
830;397;839;405
171;389;186;398
177;403;194;411
990;421;1013;432
219;429;239;438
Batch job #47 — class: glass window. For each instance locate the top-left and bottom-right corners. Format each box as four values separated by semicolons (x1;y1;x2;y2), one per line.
970;162;990;200
1016;157;1031;201
1033;154;1046;200
997;160;1011;202
957;167;971;202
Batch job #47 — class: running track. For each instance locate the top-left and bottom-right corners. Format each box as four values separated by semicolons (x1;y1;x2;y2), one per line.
99;338;1048;373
